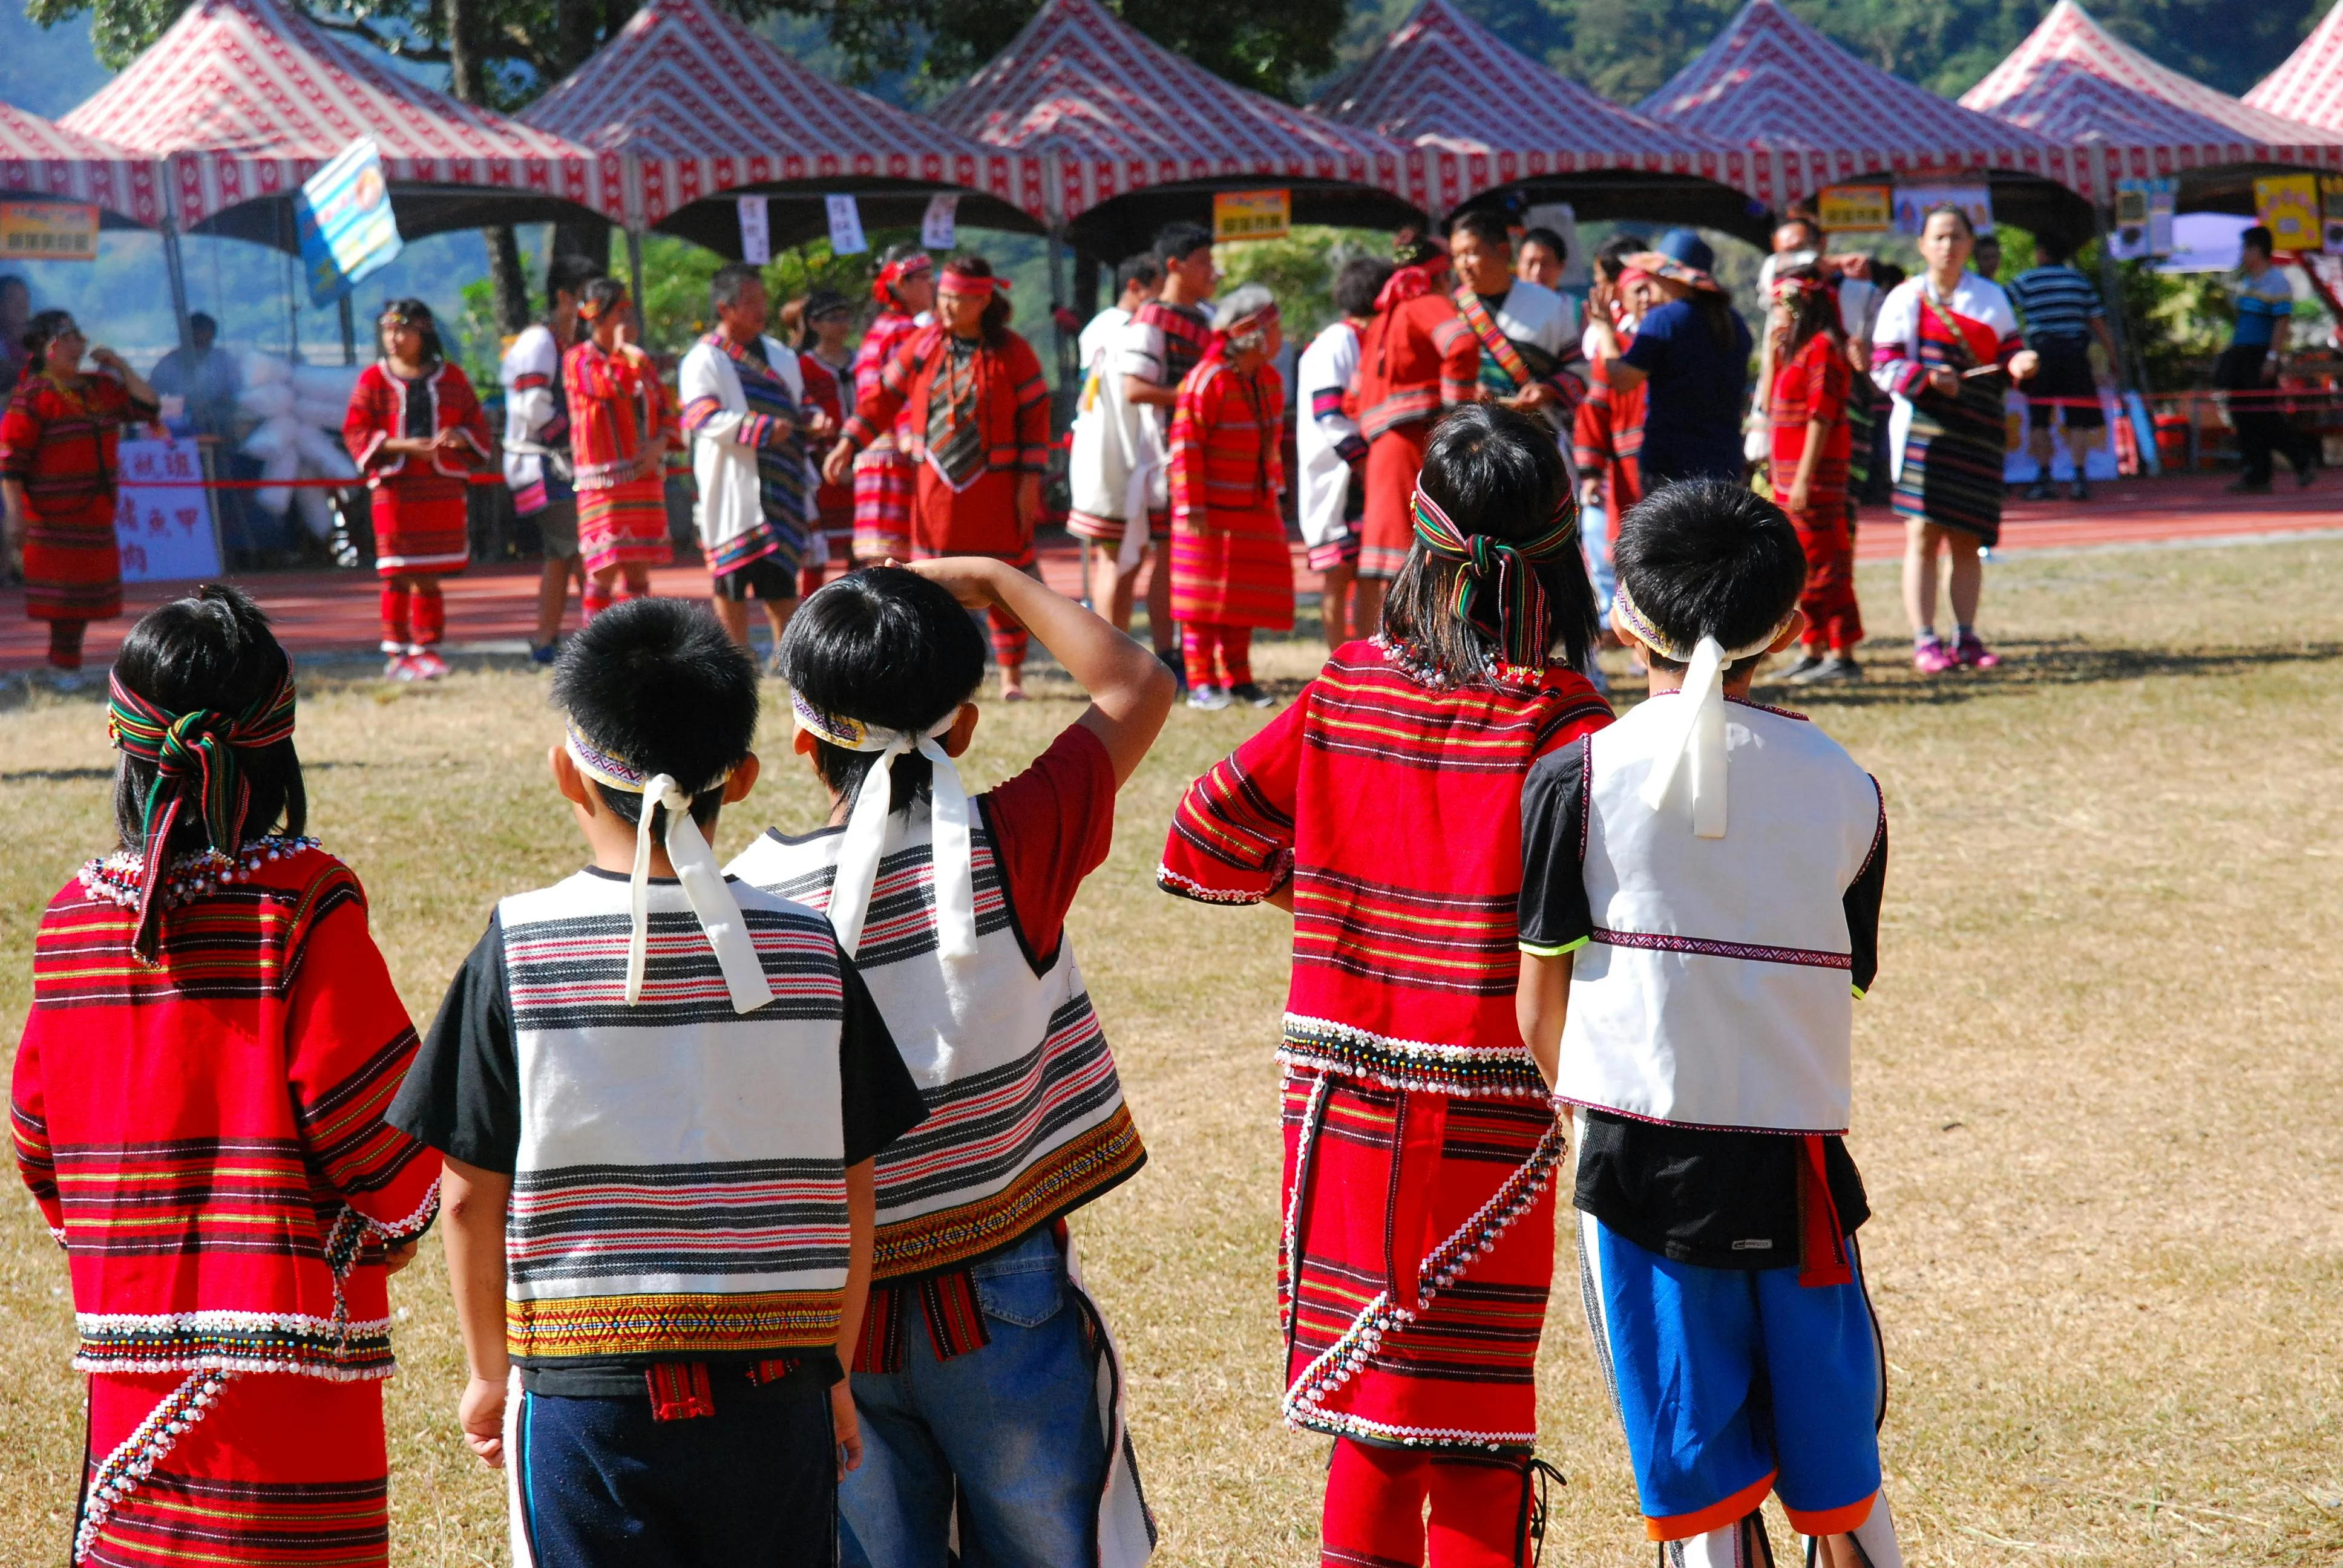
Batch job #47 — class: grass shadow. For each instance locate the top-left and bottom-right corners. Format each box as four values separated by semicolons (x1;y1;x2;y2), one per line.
1753;637;2343;711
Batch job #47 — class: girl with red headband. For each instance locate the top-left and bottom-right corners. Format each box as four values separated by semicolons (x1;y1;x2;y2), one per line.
563;277;678;618
344;299;493;681
1768;266;1863;683
1161;403;1611;1567
825;253;1052;697
847;245;934;562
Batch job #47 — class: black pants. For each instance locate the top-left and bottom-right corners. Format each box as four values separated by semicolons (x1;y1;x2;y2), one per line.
2218;344;2317;485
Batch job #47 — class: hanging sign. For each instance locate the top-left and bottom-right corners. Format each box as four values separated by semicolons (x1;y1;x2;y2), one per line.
1213;188;1291;243
296;137;402;305
921;194;960;251
2320;176;2343;255
738;196;771;265
1893;183;1994;237
825;194;868;256
2254;173;2320;252
0;201;99;262
2111;178;2176;260
114;437;220;584
1817;185;1892;234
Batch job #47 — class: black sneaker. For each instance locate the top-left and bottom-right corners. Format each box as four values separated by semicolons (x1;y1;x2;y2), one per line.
1229;682;1276;709
1157;646;1186;694
1791;654;1862;684
2024;479;2054;501
2069;478;2090;503
1781;653;1824;681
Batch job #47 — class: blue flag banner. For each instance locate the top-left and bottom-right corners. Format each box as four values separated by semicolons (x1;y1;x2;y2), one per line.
298;138;402;306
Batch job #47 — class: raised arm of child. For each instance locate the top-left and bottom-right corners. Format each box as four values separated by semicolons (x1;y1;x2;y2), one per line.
1514;952;1569;1091
904;557;1176;785
439;1157;514;1469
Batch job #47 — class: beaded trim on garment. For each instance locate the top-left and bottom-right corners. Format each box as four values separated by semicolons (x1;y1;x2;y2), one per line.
76;835;323;911
1280;1014;1552;1100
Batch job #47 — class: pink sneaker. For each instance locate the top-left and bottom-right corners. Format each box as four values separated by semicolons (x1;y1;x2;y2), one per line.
1955;632;2000;670
407;648;449;681
1913;639;1958;675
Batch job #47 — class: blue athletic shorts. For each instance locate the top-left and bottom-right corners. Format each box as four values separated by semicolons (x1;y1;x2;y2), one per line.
1577;1210;1886;1541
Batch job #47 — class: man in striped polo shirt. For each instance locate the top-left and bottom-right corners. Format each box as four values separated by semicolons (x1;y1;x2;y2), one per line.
2007;233;2118;502
2217;224;2319;494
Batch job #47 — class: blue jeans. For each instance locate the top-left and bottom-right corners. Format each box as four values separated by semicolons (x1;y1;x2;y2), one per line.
1580;498;1616;619
840;1228;1107;1568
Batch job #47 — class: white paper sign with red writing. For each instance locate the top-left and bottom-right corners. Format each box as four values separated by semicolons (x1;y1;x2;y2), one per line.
115;438;221;584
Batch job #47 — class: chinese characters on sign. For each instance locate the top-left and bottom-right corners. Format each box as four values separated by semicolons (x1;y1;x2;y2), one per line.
114;439;221;584
1213;189;1291;243
0;203;100;262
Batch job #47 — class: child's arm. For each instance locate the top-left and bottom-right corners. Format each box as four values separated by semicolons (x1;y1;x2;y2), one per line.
439;1157;514;1469
906;557;1175;785
833;1158;874;1478
1515;952;1569;1091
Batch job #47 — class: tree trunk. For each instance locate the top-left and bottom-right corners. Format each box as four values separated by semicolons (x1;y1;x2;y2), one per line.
547;0;615;282
444;0;532;330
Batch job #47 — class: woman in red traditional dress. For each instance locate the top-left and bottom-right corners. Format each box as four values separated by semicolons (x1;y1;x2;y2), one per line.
790;287;857;598
0;309;159;688
1169;284;1293;711
1161;403;1611;1568
825;253;1051;697
563;276;677;620
13;586;440;1568
1768;266;1863;684
342;299;491;682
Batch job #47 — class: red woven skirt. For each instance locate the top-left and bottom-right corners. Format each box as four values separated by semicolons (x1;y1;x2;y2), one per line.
1280;1068;1564;1451
577;479;675;576
1792;495;1863;652
369;477;470;579
79;1371;388;1567
852;448;916;560
23;494;122;622
911;466;1027;560
1067;506;1171;546
1172;501;1295;630
1361;423;1433;582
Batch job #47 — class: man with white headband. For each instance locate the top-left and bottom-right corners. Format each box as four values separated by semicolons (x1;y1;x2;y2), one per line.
1515;480;1904;1568
390;598;927;1568
729;558;1174;1568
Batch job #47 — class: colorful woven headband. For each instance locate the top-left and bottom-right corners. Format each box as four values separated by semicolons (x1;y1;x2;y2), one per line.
939;267;1007;298
575;292;629;324
377;306;428;328
107;663;298;965
873;254;933;306
1771;272;1827;304
1608;584;1793;667
1409;488;1581;670
1610;583;1800;841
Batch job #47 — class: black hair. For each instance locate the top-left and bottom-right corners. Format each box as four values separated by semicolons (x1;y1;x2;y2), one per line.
1153;220;1214;266
942;252;1014;346
188;312;218;335
1594;232;1647;282
1380;403;1598;682
1446;208;1512;253
1774;215;1823;249
2241;224;2275;258
111;584;304;856
778;567;987;815
1773;265;1844;364
550;598;760;836
1869;260;1906;292
1519;226;1568;264
1922;202;1976;241
23;309;77;373
0;275;27;305
1116;252;1163;293
578;275;630;328
1613;480;1806;681
546;252;606;307
2035;231;2074;266
711;260;765;313
1333;255;1392;319
376;298;445;367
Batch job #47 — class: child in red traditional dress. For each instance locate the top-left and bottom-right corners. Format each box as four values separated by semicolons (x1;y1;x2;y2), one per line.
792;287;859;599
1770;266;1864;685
564;276;678;621
1170;283;1294;711
0;309;160;689
13;586;441;1567
849;247;933;563
344;299;493;682
824;253;1052;699
1161;403;1611;1567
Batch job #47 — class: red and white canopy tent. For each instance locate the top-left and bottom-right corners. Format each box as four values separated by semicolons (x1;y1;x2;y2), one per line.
522;0;1044;259
2246;1;2343;134
1311;0;1768;242
1638;0;2090;239
932;0;1437;263
0;102;165;229
1962;0;2343;211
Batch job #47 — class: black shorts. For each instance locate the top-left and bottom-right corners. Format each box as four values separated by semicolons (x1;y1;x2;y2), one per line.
2026;338;2103;429
712;554;798;603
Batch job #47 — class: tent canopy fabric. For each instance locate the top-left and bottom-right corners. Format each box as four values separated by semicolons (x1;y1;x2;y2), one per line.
932;0;1435;232
2246;1;2343;131
522;0;1041;243
1639;0;2074;207
0;103;162;227
1962;0;2343;199
60;0;624;231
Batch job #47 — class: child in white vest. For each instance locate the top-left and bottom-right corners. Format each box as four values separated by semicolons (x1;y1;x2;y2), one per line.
729;560;1175;1567
1515;479;1901;1568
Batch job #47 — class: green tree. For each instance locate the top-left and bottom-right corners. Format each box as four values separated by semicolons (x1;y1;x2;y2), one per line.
1213;226;1385;344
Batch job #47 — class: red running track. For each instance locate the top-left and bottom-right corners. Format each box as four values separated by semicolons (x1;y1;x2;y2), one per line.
0;473;2332;672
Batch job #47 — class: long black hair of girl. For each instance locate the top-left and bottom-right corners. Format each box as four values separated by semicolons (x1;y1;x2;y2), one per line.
23;309;78;376
1772;265;1847;366
376;298;445;367
1380;402;1600;685
941;253;1014;348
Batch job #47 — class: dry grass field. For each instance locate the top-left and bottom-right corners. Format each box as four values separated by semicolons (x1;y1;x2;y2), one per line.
4;538;2342;1566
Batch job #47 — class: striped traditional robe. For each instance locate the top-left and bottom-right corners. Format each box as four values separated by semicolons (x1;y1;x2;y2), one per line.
1168;349;1294;632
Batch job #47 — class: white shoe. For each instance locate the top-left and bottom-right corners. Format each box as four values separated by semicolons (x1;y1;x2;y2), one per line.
1186;683;1231;711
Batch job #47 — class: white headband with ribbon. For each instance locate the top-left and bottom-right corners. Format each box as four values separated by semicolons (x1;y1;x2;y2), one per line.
795;693;977;964
565;728;775;1014
1612;587;1795;840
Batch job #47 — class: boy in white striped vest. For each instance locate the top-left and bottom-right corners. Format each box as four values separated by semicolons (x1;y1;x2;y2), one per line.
1516;481;1903;1568
392;599;928;1567
729;559;1175;1567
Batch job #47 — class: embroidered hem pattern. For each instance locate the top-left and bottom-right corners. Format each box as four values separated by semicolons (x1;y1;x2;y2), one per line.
505;1289;844;1362
870;1104;1145;1279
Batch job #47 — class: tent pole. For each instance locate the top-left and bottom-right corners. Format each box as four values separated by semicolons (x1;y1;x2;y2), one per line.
626;228;646;340
2091;200;2157;477
160;218;194;356
1047;220;1075;399
339;294;356;366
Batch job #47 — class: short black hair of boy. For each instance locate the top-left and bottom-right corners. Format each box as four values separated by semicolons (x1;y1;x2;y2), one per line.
112;584;304;855
1446;208;1512;253
546;252;605;307
1154;221;1214;266
1116;252;1162;293
1334;255;1392;319
2241;224;2274;258
1613;480;1807;681
1380;402;1598;682
1594;232;1648;282
778;566;987;815
551;598;760;835
1519;226;1568;264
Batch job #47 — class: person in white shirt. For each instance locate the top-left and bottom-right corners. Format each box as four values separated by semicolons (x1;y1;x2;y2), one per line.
500;255;603;662
1294;257;1388;650
1067;253;1163;627
1446;209;1587;442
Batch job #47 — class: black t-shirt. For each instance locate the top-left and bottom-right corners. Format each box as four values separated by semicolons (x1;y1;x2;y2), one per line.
1519;735;1886;1270
387;879;929;1394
